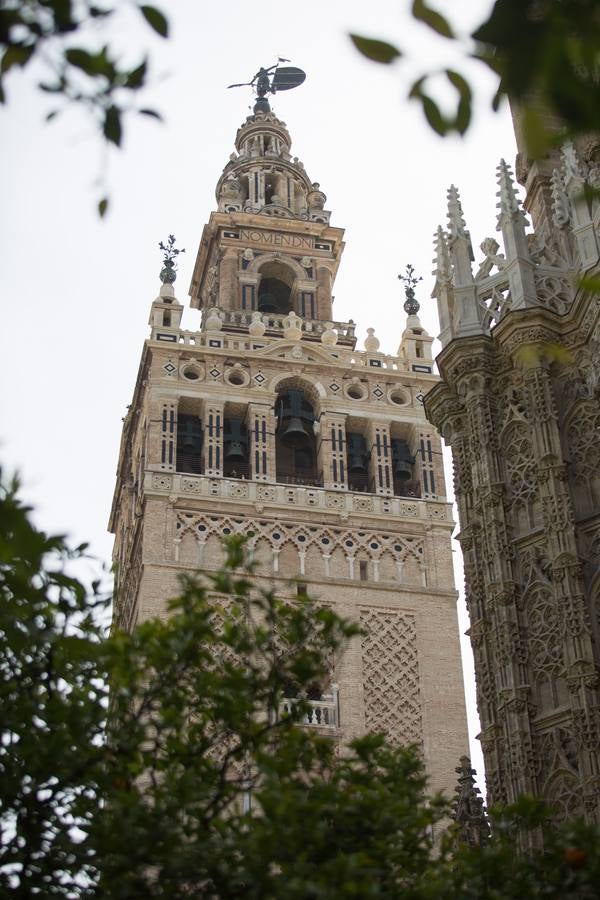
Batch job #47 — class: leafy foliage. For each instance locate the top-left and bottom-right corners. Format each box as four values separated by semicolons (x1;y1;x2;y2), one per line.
1;474;600;897
0;0;168;206
351;0;600;154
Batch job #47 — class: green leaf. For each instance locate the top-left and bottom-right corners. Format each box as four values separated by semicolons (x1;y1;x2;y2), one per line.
421;95;445;136
125;60;147;89
98;198;109;217
445;69;472;134
140;5;169;38
139;108;163;120
412;0;454;39
1;44;35;73
103;105;122;146
409;71;472;137
579;274;600;294
349;34;402;64
65;47;100;75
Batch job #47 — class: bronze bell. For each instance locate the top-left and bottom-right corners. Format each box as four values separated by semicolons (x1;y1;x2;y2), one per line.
224;417;247;461
346;433;369;473
391;439;414;481
280;417;311;445
277;390;314;446
258;292;278;313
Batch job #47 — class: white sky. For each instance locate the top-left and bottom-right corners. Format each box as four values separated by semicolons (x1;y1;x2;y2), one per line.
1;0;521;794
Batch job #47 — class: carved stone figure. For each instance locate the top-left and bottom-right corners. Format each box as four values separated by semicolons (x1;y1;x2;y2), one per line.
475;237;506;279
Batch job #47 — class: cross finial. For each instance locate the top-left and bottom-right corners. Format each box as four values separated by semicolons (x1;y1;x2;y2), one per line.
159;234;185;284
398;264;422;315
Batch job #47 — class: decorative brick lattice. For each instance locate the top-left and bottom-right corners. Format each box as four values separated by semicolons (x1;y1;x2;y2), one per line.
360;608;422;746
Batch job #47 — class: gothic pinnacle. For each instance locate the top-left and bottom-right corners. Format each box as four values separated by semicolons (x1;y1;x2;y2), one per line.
446;184;469;242
495;159;527;228
432;226;451;285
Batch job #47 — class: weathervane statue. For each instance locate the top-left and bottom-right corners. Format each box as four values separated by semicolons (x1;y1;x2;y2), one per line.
227;59;306;113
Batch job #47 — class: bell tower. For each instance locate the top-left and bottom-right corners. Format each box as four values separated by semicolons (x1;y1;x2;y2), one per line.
109;90;469;800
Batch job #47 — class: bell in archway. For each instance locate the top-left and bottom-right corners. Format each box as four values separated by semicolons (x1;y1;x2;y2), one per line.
224;417;248;461
277;390;314;446
391;439;414;481
257;292;278;313
346;433;369;473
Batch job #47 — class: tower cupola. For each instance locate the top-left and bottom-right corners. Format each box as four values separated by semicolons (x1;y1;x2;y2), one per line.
215;111;330;224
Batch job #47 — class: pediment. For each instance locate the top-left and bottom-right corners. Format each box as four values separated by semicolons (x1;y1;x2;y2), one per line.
253;340;341;365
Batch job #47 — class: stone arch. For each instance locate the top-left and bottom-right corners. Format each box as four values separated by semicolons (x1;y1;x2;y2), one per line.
304;544;325;581
378;550;397;583
269;372;326;403
542;769;582;823
200;534;222;571
248;255;307;316
248;253;307;280
277;539;299;579
250;536;272;574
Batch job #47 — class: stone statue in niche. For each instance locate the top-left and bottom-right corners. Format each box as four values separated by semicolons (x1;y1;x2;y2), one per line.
220;176;243;205
204;252;222;305
527;231;565;268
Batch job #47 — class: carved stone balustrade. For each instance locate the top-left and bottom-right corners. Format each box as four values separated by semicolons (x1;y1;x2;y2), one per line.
281;686;339;729
147;471;447;518
201;307;356;345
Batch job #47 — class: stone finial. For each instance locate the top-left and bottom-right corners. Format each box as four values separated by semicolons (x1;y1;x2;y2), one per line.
447;184;469;243
364;328;380;352
398;264;422;316
159;234;185;285
496;159;527;229
451;755;490;847
432;226;452;287
446;185;474;286
562;140;585;181
551;167;571;229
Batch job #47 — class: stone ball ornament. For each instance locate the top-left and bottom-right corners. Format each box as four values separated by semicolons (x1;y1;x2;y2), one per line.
248;311;266;337
321;322;338;347
282;311;302;341
204;307;224;332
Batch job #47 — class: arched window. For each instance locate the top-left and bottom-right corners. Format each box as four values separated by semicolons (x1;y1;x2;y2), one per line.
275;389;320;486
257;260;295;314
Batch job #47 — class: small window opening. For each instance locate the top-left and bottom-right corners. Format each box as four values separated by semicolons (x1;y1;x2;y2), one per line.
163;311;171;327
415;341;424;358
359;560;368;581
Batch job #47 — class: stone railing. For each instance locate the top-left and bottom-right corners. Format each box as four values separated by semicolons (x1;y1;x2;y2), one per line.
153;327;412;371
281;686;339;729
201;308;357;343
147;471;447;519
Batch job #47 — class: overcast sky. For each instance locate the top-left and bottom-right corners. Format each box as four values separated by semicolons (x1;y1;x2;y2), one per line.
1;0;521;790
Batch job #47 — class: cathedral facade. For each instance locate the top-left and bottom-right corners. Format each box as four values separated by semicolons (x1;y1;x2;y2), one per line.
109;103;469;798
425;122;600;822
